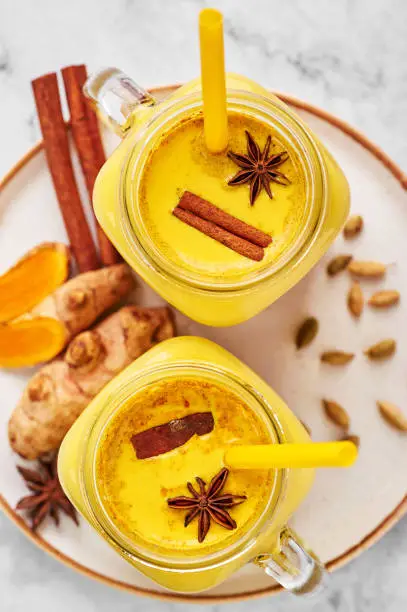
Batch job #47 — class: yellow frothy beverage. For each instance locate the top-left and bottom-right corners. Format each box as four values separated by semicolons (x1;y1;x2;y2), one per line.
96;377;276;556
59;337;317;592
137;113;306;281
93;74;350;325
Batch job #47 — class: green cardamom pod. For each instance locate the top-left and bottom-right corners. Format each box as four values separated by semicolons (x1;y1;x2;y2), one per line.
364;339;396;360
322;400;350;430
327;255;353;276
368;290;400;308
347;281;364;317
348;260;386;278
344;215;363;239
377;401;407;432
295;317;319;349
321;351;355;365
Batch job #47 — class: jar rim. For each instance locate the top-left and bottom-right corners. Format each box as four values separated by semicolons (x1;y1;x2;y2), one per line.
81;362;288;571
119;89;329;293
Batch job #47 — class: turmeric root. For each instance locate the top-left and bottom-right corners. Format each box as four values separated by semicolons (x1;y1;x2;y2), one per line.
8;306;175;459
0;242;70;322
0;318;67;367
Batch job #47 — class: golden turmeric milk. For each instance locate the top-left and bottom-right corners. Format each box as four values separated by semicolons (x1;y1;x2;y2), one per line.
96;377;276;556
138;113;306;280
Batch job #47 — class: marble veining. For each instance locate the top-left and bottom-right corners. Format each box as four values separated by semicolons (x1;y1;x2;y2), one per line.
0;50;10;74
1;0;407;610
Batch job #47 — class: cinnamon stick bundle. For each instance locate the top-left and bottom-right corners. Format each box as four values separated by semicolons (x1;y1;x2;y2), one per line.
62;65;121;266
32;73;100;272
173;192;272;262
173;208;264;261
178;191;272;248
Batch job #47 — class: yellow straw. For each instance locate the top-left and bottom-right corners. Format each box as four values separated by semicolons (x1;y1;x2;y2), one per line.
224;442;358;470
199;8;228;153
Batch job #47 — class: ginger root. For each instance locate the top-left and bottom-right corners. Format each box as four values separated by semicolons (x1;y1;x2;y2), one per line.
0;318;67;368
29;263;134;343
0;242;70;322
8;306;175;459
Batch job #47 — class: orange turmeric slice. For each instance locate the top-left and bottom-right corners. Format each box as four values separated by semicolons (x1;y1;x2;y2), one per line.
0;242;70;322
0;318;67;367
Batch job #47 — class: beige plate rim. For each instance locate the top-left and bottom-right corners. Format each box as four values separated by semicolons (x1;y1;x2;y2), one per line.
1;85;406;603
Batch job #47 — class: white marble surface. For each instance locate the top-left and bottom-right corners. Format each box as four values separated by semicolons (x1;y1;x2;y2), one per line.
0;0;406;610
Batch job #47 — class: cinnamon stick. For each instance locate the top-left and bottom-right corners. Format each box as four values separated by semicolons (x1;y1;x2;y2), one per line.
178;191;272;247
131;412;215;459
62;64;121;266
173;208;264;261
32;73;100;272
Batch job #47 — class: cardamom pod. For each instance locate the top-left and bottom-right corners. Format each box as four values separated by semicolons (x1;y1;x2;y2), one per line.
348;260;386;279
347;281;364;317
322;400;350;430
377;401;407;432
364;339;396;360
344;215;363;239
327;254;353;277
368;290;400;308
320;351;355;365
295;317;319;349
343;434;360;448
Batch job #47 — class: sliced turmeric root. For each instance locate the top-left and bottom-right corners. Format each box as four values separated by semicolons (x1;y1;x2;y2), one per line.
0;264;134;369
0;242;70;322
0;318;67;367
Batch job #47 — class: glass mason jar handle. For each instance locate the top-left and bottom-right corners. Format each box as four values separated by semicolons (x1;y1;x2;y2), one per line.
254;527;326;595
83;68;156;136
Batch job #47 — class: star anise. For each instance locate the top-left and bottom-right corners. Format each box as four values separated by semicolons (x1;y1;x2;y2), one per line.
15;456;79;531
228;131;290;206
167;468;246;543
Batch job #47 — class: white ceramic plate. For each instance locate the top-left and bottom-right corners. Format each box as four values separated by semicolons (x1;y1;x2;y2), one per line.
1;87;406;603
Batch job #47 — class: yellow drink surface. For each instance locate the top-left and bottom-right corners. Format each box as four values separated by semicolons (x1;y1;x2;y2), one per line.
96;378;275;557
138;113;306;279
